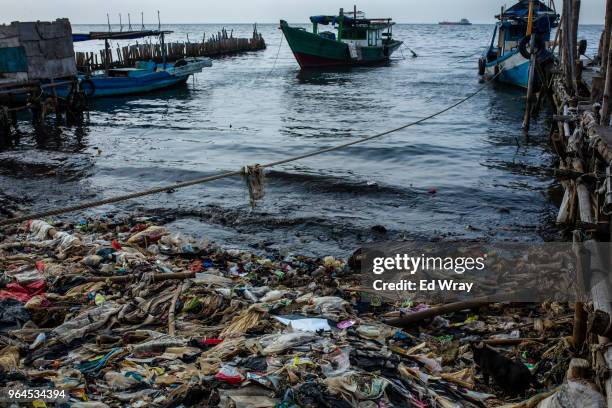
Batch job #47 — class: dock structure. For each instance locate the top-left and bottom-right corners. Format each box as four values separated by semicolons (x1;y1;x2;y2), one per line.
546;0;612;404
0;19;86;146
74;26;266;73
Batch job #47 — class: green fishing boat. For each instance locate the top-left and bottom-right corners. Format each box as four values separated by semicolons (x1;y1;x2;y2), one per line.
280;7;403;69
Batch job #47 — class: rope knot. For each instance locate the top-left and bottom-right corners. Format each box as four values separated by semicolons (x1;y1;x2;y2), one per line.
242;164;265;208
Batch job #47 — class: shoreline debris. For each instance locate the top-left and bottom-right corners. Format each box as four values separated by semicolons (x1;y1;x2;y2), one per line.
0;216;591;407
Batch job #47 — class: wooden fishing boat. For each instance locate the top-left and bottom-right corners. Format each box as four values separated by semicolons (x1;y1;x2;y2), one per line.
479;0;559;88
56;30;212;98
55;58;212;98
280;6;403;69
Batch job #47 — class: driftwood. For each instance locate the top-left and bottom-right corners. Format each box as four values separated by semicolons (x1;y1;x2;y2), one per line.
386;297;491;327
482;337;551;346
168;282;187;336
85;271;195;283
500;387;561;408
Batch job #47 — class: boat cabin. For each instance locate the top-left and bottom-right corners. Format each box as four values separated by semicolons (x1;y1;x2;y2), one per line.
486;0;558;62
309;8;395;49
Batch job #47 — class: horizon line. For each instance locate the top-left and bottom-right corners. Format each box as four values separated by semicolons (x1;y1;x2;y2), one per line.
65;21;604;25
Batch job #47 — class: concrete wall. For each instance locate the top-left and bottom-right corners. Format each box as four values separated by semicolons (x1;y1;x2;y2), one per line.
0;19;76;84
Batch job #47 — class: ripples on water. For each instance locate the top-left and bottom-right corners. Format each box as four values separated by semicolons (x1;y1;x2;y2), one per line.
0;23;604;256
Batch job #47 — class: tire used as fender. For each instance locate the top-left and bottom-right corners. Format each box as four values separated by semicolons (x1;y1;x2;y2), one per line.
478;57;486;76
519;34;546;60
81;78;96;98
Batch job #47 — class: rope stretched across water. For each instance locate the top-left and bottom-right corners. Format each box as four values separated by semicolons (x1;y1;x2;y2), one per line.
0;69;504;227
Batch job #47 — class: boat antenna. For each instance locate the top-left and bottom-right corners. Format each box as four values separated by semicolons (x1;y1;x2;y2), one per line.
141;11;145;30
128;13;132;30
157;10;161;31
119;13;124;32
107;13;111;31
354;4;357;18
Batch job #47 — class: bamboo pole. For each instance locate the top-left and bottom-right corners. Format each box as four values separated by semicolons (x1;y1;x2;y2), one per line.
570;0;581;60
602;35;612;125
602;0;612;79
523;0;537;131
572;158;594;225
563;0;576;92
572;230;588;349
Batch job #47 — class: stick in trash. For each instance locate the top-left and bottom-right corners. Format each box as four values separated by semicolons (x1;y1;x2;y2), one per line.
168;282;187;336
85;271;195;283
386;297;494;327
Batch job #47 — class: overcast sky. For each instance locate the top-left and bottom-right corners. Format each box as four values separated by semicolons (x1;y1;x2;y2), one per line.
0;0;606;25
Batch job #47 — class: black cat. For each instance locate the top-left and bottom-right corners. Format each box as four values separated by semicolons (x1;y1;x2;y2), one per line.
471;342;541;396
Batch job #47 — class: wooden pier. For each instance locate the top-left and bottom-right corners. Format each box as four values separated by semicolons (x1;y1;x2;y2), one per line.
544;0;612;404
0;20;86;146
75;26;266;73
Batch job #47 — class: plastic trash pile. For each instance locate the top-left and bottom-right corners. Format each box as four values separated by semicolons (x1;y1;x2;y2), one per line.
0;216;600;407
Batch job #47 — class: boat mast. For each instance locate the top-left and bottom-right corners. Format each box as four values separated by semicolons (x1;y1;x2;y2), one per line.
158;10;167;69
338;8;344;41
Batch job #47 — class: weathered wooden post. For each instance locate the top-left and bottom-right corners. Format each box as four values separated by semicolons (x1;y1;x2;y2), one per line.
602;35;612;125
600;0;612;124
570;0;581;57
523;0;537;131
103;39;110;74
560;0;576;93
602;0;612;78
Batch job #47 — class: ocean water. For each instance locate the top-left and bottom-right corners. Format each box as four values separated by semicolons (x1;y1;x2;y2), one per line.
0;23;604;256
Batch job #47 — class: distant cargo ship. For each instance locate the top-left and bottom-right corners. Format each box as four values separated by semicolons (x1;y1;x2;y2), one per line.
438;18;472;25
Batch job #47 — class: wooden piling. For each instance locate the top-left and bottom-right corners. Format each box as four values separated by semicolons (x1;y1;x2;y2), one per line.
602;0;612;77
550;3;612;399
75;27;266;73
602;37;612;125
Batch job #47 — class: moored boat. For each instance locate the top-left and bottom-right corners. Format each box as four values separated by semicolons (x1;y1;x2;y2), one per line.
55;58;211;98
280;7;403;69
56;29;212;98
478;0;559;88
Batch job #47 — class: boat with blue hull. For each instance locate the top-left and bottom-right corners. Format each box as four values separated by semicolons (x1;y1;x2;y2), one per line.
55;58;212;98
55;29;212;98
478;0;559;88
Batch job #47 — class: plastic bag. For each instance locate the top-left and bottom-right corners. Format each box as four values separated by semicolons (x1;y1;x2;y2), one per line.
215;365;243;384
105;371;142;391
261;332;318;355
321;347;351;378
272;316;331;332
537;381;605;408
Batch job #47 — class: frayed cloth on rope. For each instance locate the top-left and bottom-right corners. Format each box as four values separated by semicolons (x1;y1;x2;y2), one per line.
242;164;265;208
